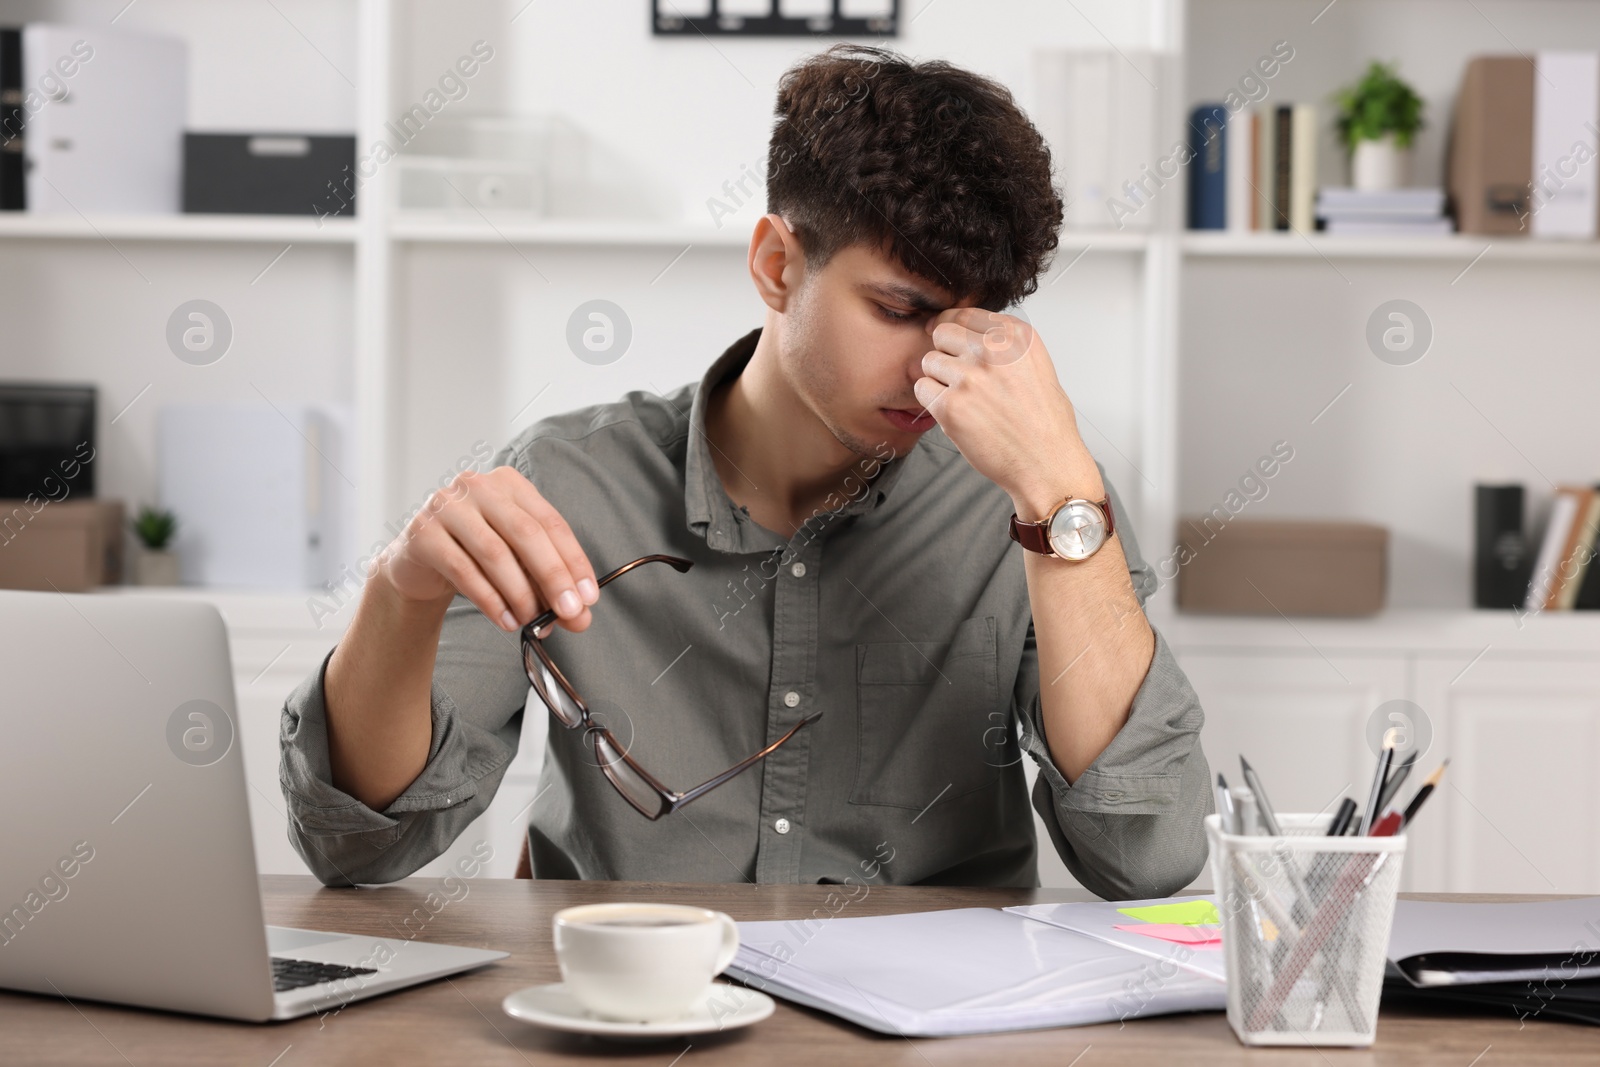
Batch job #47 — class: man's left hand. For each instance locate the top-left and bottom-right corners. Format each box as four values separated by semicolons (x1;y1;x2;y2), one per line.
914;308;1104;519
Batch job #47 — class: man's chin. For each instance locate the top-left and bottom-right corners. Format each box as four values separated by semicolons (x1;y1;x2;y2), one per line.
828;419;909;463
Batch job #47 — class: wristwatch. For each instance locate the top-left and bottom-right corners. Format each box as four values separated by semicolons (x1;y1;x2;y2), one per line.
1008;496;1115;561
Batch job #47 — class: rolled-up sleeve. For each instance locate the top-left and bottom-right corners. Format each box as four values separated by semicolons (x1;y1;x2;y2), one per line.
278;595;529;886
1014;469;1212;901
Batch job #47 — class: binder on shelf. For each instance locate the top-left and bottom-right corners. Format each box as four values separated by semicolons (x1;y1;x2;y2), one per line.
1447;56;1534;234
157;404;343;589
1;28;21;210
1187;104;1227;230
1034;49;1161;231
23;24;186;215
1530;51;1599;238
1473;484;1532;610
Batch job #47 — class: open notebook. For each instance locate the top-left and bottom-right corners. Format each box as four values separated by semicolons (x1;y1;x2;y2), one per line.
723;895;1600;1035
722;899;1227;1037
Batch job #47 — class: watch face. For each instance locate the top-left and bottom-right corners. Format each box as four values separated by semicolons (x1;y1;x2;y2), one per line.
1048;499;1108;560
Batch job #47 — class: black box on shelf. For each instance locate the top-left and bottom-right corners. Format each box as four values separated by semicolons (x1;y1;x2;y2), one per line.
1474;484;1532;609
183;133;356;216
0;383;96;499
1;28;23;210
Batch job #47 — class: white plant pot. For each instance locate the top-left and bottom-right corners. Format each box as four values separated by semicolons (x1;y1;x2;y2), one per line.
1352;134;1411;192
134;548;182;586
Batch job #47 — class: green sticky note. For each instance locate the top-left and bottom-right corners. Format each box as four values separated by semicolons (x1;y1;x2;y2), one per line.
1115;900;1220;926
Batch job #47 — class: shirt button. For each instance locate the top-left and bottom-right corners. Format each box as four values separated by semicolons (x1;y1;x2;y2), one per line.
783;691;800;708
774;818;791;835
790;562;807;578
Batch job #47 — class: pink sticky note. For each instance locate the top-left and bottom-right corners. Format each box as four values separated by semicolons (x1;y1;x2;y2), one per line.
1113;922;1223;948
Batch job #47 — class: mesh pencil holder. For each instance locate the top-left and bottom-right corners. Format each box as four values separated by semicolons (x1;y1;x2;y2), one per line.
1204;813;1406;1046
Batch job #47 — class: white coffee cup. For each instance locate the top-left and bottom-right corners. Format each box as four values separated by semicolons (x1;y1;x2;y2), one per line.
552;902;740;1022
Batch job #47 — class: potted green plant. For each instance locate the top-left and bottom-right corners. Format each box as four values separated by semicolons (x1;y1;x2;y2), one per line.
132;505;181;586
1335;61;1425;191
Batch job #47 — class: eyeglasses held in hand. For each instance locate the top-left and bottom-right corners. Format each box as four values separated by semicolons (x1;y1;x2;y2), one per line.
521;554;822;820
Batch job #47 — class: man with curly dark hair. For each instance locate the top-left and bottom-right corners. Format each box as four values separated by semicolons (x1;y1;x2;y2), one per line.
281;45;1211;899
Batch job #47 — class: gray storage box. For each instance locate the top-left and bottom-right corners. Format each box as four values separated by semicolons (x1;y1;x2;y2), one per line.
1176;518;1388;616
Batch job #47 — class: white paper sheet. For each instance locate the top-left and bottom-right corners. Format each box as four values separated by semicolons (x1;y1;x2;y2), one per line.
724;907;1225;1037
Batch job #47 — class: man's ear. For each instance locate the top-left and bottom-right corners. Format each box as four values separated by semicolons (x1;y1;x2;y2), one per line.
749;213;802;313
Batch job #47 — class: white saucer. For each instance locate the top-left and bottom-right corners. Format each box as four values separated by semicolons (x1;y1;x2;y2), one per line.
501;981;775;1039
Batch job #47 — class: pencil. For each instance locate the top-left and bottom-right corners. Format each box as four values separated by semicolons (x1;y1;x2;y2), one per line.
1400;760;1449;828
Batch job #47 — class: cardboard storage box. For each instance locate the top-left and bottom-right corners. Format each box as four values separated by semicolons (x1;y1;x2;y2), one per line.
0;500;124;591
1176;518;1387;616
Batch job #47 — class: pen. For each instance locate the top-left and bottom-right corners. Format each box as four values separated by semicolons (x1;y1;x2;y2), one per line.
1238;756;1282;837
1375;750;1418;816
1215;773;1238;834
1358;735;1396;836
1325;797;1357;837
1233;785;1260;836
1400;759;1449;828
1240;755;1318;936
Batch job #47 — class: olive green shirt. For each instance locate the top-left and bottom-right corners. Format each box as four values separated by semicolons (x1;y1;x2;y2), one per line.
280;328;1212;896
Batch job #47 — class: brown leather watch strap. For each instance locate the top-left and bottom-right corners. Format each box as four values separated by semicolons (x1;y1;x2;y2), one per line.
1008;496;1114;556
1008;513;1054;554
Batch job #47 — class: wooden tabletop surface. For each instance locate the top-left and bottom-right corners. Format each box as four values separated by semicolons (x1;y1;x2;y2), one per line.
0;875;1593;1066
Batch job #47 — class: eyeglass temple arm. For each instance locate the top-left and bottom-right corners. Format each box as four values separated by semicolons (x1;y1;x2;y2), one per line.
669;710;824;811
525;554;693;633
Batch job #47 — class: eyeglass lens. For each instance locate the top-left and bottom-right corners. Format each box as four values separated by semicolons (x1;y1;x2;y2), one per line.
527;648;584;728
593;729;665;817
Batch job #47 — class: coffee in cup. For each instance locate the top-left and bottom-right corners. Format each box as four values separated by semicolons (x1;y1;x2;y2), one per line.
552;903;740;1021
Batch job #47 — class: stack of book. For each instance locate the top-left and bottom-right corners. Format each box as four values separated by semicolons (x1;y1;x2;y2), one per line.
1188;103;1319;234
1317;188;1452;236
1525;484;1600;612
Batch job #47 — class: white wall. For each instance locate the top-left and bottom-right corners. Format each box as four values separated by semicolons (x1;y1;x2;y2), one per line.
398;0;1159;224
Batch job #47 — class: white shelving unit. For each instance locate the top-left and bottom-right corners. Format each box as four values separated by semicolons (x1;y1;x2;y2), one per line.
6;0;1598;891
0;213;359;242
1182;231;1600;261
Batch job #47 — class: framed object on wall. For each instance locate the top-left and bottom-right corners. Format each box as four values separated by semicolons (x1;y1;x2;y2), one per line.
652;0;898;37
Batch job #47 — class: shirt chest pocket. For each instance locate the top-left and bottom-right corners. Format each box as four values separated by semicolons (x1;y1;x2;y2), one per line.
851;615;1003;809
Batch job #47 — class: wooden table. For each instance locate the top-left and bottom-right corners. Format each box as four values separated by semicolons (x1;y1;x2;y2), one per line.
0;876;1593;1065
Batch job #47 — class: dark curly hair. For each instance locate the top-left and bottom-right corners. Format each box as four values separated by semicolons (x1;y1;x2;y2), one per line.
766;44;1063;312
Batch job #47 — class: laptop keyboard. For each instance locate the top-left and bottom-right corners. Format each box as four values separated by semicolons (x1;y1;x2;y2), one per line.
271;956;379;993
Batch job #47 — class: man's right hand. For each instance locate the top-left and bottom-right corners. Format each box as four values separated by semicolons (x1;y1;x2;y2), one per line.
378;466;599;634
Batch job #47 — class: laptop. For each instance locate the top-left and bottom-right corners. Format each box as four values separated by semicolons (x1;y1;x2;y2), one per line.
0;590;507;1021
